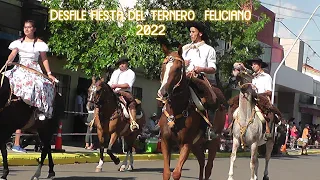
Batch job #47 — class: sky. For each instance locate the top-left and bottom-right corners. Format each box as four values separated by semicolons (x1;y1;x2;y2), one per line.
119;0;320;69
261;0;320;70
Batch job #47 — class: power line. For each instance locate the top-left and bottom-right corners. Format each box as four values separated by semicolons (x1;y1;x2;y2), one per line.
260;1;320;17
276;20;320;60
276;14;310;20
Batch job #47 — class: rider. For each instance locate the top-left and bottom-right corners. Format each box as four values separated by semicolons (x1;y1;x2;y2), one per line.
182;21;226;140
232;58;281;139
4;20;57;120
107;56;139;132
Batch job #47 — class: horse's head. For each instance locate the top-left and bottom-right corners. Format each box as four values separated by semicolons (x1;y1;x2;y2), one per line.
232;64;257;100
87;76;115;109
157;43;184;101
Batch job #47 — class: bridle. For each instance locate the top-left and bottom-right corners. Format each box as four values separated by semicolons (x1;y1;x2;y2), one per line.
160;55;186;100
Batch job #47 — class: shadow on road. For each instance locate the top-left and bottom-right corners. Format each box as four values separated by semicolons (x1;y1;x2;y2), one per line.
54;177;136;180
132;168;190;173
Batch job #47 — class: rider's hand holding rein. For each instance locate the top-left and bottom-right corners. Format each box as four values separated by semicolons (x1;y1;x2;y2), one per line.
5;48;18;66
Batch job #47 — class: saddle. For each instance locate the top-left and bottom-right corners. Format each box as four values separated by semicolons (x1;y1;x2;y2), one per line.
118;96;143;120
228;94;282;124
188;73;225;111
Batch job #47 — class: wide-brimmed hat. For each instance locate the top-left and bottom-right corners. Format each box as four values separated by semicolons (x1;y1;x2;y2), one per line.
115;56;130;66
245;58;268;68
186;21;209;41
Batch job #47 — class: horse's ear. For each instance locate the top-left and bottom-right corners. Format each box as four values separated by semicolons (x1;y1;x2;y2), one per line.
178;44;183;57
161;44;170;55
157;36;170;55
92;76;96;84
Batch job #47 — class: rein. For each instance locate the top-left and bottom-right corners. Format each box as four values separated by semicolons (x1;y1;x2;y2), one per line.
235;107;256;149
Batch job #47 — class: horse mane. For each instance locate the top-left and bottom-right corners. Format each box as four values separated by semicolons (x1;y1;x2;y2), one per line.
100;82;118;103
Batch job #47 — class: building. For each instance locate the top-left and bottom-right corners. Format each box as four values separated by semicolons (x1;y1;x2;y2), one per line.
271;37;320;127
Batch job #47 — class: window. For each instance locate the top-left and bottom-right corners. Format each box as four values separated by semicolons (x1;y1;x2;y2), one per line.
132;87;142;100
53;73;71;111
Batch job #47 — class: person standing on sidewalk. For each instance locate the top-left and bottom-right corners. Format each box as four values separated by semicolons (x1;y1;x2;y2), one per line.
301;124;310;155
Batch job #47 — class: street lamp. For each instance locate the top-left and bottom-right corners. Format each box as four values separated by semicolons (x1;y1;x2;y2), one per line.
271;5;320;104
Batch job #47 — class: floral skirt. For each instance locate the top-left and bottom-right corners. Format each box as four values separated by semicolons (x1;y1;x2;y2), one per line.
4;66;55;118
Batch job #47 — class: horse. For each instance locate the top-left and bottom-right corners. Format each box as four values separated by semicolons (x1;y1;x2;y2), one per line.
157;43;226;180
87;77;145;172
227;69;274;180
0;76;64;180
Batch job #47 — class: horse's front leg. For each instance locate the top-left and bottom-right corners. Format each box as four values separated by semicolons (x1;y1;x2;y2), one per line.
106;132;120;165
228;136;240;180
250;142;258;180
172;143;190;180
95;123;106;172
1;144;9;180
161;136;172;180
263;140;274;180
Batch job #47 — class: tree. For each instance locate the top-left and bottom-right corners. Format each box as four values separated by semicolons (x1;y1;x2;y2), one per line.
43;0;269;81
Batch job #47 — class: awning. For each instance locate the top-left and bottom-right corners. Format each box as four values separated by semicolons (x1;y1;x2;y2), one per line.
299;104;320;116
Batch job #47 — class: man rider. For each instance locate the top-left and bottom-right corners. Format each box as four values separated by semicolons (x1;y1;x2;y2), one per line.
182;21;226;140
108;56;139;132
231;58;281;139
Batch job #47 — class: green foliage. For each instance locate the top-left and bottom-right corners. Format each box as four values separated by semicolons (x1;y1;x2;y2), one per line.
43;0;269;81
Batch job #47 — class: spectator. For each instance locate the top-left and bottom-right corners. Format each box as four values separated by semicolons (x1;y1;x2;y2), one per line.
301;124;310;155
141;113;160;138
290;122;299;150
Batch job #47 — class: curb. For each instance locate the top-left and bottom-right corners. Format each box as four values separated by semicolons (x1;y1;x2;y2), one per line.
1;150;319;166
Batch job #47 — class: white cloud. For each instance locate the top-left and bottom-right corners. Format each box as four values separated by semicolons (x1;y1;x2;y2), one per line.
276;25;294;38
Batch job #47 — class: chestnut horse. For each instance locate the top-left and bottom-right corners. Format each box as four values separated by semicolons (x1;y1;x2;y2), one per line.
157;43;226;180
87;77;145;172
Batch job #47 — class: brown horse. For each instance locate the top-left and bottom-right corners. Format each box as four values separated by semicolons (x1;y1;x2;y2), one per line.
87;77;145;172
157;43;226;180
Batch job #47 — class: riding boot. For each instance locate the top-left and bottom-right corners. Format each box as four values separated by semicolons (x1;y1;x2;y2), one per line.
129;108;139;132
265;120;273;140
206;109;217;141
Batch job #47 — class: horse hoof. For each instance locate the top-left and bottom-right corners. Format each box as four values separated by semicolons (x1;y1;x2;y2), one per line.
30;176;39;180
127;165;134;171
263;176;269;180
95;167;102;172
114;157;120;165
172;171;181;180
118;165;126;172
47;172;55;179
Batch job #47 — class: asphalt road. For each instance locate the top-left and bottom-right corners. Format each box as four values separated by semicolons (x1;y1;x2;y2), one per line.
1;155;318;180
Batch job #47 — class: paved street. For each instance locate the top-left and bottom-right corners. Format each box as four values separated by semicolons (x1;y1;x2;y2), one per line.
1;155;318;180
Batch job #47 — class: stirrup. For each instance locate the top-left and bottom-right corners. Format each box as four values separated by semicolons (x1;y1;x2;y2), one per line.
206;127;217;141
130;121;139;132
38;113;46;121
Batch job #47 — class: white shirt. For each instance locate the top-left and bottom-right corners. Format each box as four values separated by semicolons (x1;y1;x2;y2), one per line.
107;68;135;92
182;41;217;81
252;72;272;94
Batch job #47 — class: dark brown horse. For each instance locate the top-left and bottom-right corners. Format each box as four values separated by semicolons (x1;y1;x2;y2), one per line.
0;76;64;180
157;43;226;180
87;77;145;172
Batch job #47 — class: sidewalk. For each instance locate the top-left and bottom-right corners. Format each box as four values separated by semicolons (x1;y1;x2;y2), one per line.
1;145;320;166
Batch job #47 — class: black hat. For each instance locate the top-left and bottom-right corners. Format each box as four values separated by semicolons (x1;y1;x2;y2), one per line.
186;21;208;41
115;56;130;66
246;58;268;68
